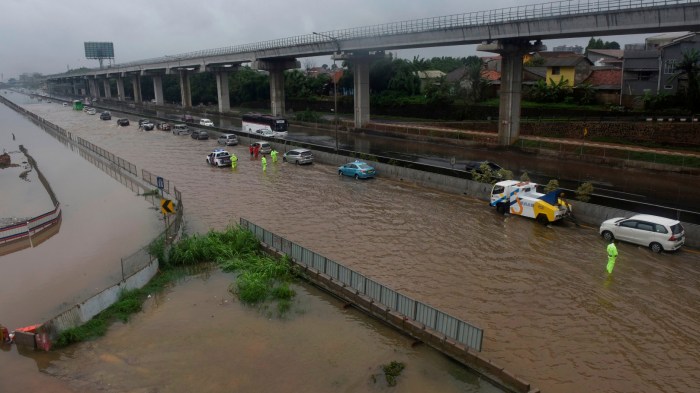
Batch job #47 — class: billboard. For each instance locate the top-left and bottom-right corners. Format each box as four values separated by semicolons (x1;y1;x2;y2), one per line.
84;42;114;59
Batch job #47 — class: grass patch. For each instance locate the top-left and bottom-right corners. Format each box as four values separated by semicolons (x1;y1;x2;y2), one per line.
140;189;160;197
55;226;297;347
382;361;406;387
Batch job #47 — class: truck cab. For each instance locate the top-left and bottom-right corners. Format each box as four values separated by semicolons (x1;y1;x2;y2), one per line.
490;180;572;224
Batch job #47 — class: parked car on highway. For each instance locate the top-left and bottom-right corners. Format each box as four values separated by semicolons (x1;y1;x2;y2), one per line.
138;119;150;126
217;134;239;146
283;148;314;165
338;160;376;179
253;128;275;138
206;148;232;167
117;118;130;126
100;111;111;120
181;114;194;123
199;118;214;127
252;141;271;154
142;122;155;131
191;130;209;140
172;124;190;135
599;214;685;253
157;122;171;131
86;108;96;115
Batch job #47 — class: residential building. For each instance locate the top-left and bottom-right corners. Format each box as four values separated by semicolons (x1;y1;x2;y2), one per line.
415;70;446;92
537;52;594;86
585;49;624;68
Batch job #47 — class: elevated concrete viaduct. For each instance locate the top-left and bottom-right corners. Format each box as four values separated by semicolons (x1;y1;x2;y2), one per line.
48;0;700;144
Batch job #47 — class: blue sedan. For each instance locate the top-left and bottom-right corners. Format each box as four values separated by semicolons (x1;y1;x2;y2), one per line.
338;161;376;179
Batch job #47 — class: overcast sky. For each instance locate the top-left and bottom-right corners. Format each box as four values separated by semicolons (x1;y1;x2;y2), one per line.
1;0;652;80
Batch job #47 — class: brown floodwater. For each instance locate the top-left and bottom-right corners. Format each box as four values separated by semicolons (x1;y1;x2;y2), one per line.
1;92;502;393
4;93;700;393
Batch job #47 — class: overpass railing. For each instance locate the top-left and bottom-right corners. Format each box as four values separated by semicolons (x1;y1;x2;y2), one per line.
50;0;698;76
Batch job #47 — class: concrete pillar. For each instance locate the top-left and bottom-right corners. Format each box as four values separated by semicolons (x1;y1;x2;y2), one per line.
88;79;98;98
179;71;192;108
153;75;164;105
116;77;125;101
269;69;285;116
478;39;545;146
102;79;112;98
251;58;300;116
132;76;142;103
498;52;523;145
215;71;230;113
353;56;371;128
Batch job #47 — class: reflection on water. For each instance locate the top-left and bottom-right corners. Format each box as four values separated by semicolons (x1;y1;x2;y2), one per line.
7;96;700;393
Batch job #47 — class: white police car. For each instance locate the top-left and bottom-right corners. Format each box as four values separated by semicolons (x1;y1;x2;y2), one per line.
206;149;232;167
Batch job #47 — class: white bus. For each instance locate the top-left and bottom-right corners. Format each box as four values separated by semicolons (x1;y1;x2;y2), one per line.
241;113;288;137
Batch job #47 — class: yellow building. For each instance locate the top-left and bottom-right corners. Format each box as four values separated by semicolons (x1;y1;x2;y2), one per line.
538;52;593;87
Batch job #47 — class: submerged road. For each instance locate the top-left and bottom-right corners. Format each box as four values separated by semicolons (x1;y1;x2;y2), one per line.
13;95;700;393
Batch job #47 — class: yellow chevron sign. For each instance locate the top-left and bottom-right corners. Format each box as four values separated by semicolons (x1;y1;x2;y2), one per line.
160;198;174;215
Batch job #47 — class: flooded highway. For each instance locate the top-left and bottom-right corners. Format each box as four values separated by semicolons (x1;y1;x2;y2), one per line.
1;93;502;393
5;94;700;393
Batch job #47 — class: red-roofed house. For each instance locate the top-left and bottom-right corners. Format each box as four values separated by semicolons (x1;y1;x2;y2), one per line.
583;68;622;104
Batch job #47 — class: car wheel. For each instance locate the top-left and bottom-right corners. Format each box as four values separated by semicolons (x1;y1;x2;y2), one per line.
338;170;342;176
496;203;506;215
536;214;549;225
650;242;663;253
354;174;359;180
283;157;287;162
601;231;614;242
296;160;300;165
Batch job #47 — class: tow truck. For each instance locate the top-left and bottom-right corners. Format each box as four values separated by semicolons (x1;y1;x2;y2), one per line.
206;149;232;167
490;180;572;224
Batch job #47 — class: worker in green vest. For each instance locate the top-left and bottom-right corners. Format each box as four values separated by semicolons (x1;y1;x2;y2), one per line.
261;155;267;171
606;239;618;274
270;149;278;163
230;152;238;170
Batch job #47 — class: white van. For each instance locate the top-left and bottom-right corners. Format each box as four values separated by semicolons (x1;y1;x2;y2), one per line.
172;124;190;135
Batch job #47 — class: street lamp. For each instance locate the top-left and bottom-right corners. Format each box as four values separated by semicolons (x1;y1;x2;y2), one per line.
313;32;340;153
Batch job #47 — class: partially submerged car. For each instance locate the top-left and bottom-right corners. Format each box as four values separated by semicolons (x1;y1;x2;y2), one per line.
172;124;190;135
283;148;313;165
191;130;209;140
599;214;685;253
116;118;130;126
217;134;239;146
338;160;376;179
206;149;232;167
199;118;214;127
157;122;171;131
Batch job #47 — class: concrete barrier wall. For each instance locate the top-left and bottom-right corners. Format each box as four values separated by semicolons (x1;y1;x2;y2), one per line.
45;261;159;333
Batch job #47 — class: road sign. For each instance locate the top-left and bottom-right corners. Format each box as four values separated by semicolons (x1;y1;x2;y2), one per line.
160;198;174;215
157;176;164;190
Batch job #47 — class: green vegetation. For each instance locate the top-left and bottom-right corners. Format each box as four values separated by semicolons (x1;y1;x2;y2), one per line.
586;37;621;50
140;189;160;197
544;180;560;193
56;226;296;347
470;163;514;185
381;361;406;387
575;182;594;202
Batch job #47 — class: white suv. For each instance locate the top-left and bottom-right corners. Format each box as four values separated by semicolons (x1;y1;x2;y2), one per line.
599;214;685;253
199;118;214;127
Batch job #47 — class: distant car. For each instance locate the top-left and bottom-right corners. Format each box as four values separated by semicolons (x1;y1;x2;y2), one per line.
181;114;194;123
117;118;130;126
252;141;271;154
599;214;685;253
100;111;111;120
283;148;314;165
142;122;155;131
138;119;150;126
338;160;376;179
206;148;232;167
157;122;171;131
217;134;239;146
172;124;190;135
86;108;96;115
191;130;209;140
253;129;275;138
199;118;214;127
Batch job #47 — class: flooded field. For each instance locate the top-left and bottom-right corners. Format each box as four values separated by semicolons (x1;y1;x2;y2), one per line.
3;92;700;392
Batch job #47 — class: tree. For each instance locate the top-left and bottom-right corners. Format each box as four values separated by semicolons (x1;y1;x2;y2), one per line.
586;37;620;50
669;48;700;113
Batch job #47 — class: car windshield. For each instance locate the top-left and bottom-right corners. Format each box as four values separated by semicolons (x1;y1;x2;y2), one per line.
357;164;372;170
671;223;684;234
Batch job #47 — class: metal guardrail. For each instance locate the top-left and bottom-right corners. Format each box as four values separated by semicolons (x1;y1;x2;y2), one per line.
50;0;699;77
239;218;484;352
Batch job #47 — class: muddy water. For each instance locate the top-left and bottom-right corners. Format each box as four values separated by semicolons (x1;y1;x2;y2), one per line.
1;95;502;393
12;98;700;393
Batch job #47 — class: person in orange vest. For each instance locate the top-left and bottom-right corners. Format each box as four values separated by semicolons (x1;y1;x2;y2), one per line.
254;144;260;159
